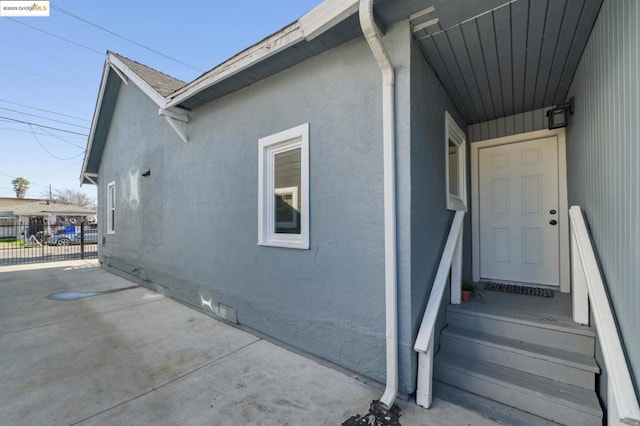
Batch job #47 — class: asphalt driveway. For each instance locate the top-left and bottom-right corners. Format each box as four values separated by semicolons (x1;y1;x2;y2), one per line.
0;260;497;425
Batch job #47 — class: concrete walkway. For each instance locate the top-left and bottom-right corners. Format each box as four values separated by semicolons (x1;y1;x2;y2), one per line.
0;260;498;425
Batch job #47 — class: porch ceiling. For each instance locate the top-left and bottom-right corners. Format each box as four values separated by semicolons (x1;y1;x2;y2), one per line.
413;0;603;125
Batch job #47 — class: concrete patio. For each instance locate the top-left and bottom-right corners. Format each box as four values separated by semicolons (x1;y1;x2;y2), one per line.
0;260;498;425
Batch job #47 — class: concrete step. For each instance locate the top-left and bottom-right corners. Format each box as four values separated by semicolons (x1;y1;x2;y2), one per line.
447;307;595;355
441;326;599;389
434;353;603;426
433;380;561;426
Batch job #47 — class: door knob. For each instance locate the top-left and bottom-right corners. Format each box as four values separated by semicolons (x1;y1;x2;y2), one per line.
549;220;557;226
550;209;557;215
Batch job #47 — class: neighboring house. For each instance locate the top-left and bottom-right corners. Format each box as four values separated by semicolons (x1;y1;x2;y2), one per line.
0;201;97;239
0;197;48;207
0;198;46;238
80;0;639;423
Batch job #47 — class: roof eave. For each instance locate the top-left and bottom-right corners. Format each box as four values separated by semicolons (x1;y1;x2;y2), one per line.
81;0;363;182
80;61;110;186
81;52;174;186
166;0;359;109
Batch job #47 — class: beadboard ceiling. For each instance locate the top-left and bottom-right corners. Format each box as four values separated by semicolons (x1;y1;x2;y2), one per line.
412;0;603;124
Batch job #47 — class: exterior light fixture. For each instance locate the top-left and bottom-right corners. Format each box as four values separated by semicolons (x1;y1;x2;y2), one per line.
546;97;574;130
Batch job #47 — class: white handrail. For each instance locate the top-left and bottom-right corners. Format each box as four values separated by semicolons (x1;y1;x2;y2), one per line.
413;210;464;408
569;206;640;426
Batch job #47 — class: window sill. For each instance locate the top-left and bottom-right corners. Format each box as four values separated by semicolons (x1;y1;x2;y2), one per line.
257;240;309;250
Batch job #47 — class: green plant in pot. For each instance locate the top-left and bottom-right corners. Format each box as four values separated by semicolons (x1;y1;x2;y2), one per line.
461;281;484;303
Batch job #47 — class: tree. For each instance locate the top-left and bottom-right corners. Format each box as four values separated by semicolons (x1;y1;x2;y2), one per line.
48;188;95;207
11;177;30;198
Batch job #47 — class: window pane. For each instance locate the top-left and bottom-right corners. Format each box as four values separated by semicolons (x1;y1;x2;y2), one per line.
448;140;460;197
274;148;301;234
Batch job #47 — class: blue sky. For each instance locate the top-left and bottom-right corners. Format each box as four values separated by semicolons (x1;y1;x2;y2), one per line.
0;0;321;201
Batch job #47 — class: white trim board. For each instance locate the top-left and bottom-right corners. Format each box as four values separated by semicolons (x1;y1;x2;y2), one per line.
470;128;570;293
445;111;467;211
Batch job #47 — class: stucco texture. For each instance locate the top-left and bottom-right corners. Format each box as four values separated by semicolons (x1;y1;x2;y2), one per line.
407;36;467;393
98;23;421;390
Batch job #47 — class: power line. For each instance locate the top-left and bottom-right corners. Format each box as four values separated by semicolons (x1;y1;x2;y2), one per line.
0;125;85;137
52;6;204;73
29;125;86;161
0;122;86;149
39;126;88;146
0;171;50;189
37;132;85;149
0;61;90;90
0;116;89;136
0;107;90;129
0;37;96;73
37;126;87;149
0;98;91;122
8;18;103;55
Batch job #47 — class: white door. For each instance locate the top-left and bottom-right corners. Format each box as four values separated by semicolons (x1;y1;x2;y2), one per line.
478;136;560;287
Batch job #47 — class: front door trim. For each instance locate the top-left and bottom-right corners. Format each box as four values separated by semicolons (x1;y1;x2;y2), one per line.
471;128;569;293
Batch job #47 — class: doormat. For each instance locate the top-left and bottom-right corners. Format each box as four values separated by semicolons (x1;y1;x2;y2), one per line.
483;282;554;298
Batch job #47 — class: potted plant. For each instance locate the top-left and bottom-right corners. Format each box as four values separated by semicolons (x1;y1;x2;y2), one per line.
462;282;484;303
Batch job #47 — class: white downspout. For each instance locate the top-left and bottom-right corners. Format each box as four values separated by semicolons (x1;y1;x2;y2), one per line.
359;0;398;409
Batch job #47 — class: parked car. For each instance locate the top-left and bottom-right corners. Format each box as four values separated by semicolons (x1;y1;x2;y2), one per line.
47;229;98;246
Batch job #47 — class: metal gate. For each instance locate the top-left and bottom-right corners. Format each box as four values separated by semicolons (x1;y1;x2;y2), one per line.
0;222;98;266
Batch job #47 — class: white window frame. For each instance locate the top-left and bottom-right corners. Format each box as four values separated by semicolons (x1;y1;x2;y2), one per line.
107;181;116;234
445;112;467;211
258;123;309;249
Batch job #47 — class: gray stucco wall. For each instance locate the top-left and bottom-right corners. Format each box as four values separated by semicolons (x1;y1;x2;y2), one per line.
98;22;419;392
566;0;639;398
408;37;467;390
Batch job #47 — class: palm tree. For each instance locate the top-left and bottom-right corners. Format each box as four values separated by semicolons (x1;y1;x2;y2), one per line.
11;177;30;199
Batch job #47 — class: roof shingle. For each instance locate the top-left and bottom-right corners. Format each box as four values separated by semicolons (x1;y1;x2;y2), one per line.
110;52;187;97
0;201;97;216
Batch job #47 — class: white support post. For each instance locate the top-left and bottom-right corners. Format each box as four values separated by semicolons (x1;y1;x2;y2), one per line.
416;333;435;409
413;211;465;413
450;222;463;305
571;226;589;325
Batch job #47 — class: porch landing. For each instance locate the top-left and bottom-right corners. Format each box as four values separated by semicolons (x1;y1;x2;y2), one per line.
454;285;593;336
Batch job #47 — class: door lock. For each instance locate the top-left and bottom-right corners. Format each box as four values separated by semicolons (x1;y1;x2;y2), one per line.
549;220;558;226
550;209;557;215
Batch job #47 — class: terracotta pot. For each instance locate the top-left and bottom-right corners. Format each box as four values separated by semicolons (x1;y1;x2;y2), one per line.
462;290;472;302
